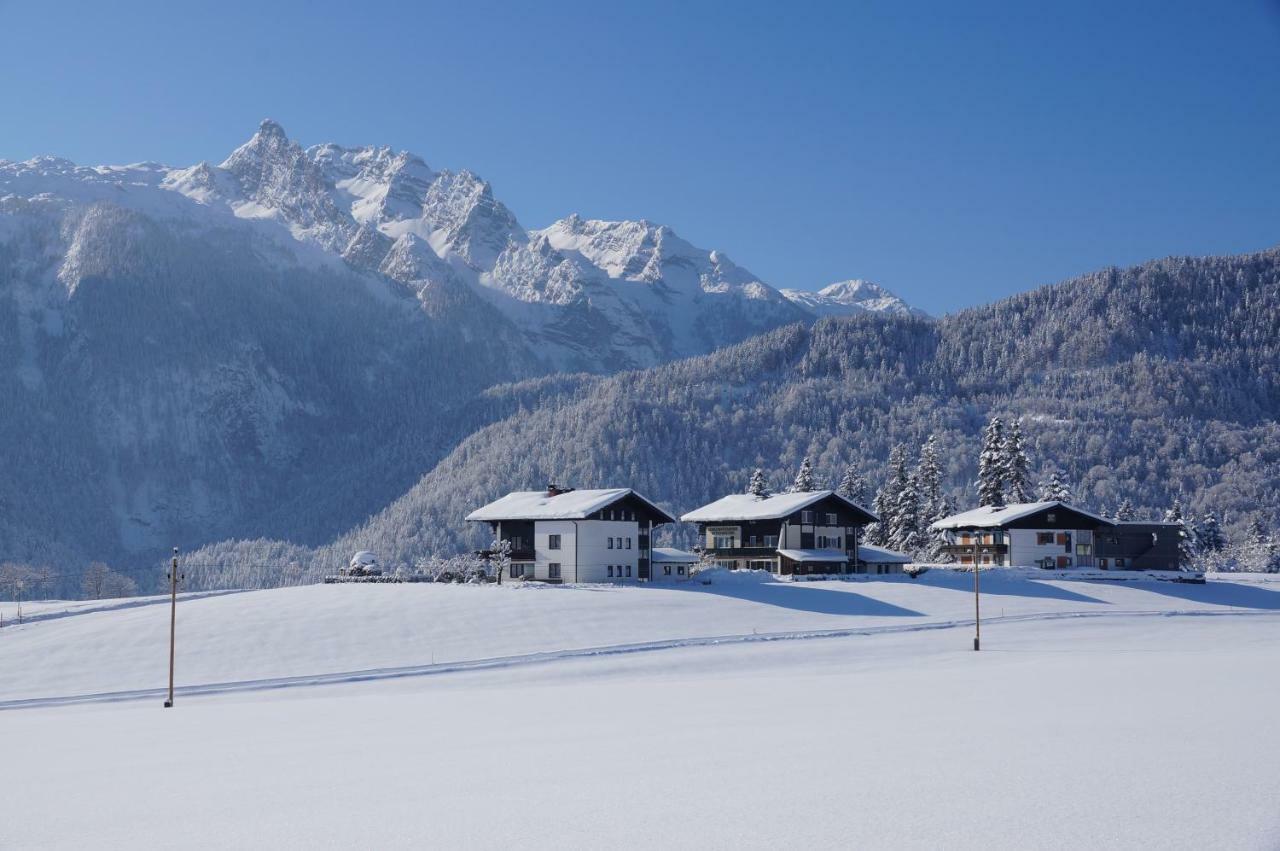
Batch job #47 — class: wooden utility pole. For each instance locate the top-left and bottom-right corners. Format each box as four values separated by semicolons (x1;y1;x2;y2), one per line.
973;560;981;651
164;547;178;708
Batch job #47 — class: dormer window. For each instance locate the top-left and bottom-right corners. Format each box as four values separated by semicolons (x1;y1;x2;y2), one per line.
1046;513;1056;523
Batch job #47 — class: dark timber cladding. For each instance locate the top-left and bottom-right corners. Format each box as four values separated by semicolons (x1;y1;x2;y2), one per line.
993;504;1112;530
1097;522;1181;570
584;492;675;525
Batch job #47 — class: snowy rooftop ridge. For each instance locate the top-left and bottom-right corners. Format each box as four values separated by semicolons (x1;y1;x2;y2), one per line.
929;501;1113;530
465;488;673;522
680;490;877;523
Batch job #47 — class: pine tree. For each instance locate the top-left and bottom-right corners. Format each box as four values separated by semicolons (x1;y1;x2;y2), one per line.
915;435;944;520
1195;511;1225;553
1163;500;1197;567
747;468;770;499
837;465;869;506
1114;499;1135;521
790;456;817;493
927;494;956;563
889;472;924;556
1002;420;1032;503
1038;469;1073;503
977;417;1005;507
868;445;909;547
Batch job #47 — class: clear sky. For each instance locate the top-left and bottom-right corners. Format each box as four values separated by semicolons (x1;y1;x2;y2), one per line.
2;0;1278;314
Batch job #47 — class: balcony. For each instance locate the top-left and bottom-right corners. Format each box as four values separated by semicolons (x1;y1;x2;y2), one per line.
942;544;1008;556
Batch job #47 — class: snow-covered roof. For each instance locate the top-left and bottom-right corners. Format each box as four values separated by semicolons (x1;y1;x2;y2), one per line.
855;544;912;564
930;501;1112;530
466;488;674;523
777;548;849;563
350;550;379;567
680;490;877;523
652;547;699;563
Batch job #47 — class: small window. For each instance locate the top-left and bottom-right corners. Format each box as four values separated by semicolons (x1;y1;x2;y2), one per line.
663;565;672;575
626;537;632;550
1037;532;1054;545
800;510;816;524
607;565;614;577
608;538;614;549
625;566;632;577
549;563;561;579
1076;544;1091;556
764;535;778;547
1116;558;1127;568
510;564;523;578
677;566;686;575
835;536;841;550
548;534;561;550
1046;513;1056;522
826;513;838;526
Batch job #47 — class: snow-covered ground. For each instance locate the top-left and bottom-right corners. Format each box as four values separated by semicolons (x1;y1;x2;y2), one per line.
3;574;1279;848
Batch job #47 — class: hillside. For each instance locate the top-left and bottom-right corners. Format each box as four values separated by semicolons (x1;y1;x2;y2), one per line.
193;247;1280;583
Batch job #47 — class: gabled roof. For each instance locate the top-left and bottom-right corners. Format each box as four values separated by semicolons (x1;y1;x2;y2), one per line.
855;544;912;564
466;488;674;523
680;490;878;523
929;501;1113;530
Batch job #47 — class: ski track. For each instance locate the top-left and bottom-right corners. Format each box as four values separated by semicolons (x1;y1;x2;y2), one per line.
3;606;1277;712
1;589;249;627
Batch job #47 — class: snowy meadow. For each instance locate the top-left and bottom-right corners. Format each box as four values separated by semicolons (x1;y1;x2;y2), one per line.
2;572;1279;849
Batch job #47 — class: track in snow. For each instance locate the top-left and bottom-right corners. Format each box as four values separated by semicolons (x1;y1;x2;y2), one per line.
4;606;1277;712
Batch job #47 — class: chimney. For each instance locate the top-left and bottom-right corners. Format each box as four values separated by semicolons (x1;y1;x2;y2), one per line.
547;483;574;497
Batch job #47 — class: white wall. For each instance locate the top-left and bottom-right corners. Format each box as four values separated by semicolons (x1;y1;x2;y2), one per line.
1008;529;1092;568
535;520;641;583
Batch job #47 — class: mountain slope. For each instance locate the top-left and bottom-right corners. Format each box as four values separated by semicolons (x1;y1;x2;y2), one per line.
203;247;1279;581
781;279;926;318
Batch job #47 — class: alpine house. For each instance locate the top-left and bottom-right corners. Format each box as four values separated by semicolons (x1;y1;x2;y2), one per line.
466;485;675;583
680;491;878;576
930;501;1182;571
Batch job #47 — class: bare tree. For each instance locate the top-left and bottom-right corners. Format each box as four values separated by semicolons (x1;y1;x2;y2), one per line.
81;562;111;600
489;538;512;585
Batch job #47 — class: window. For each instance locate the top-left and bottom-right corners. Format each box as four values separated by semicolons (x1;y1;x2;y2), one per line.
549;563;561;580
616;537;623;549
980;555;992;565
1046;513;1057;523
677;566;686;575
835;536;841;550
1076;544;1091;556
716;560;736;569
959;555;974;565
1098;558;1108;569
1115;558;1127;568
1037;532;1054;545
625;566;631;577
510;564;524;578
817;535;828;548
548;534;561;550
825;513;838;526
608;537;614;549
710;527;736;549
626;537;632;549
800;510;816;524
607;565;614;577
764;535;778;548
663;565;672;576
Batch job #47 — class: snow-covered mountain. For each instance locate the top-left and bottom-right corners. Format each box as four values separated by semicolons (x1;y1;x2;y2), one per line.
5;120;918;372
781;280;926;318
0;120;925;573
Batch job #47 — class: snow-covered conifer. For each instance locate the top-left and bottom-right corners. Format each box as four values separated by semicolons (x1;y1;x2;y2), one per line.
1114;499;1135;521
1038;469;1073;503
977;417;1005;507
927;494;956;563
790;456;817;492
1163;500;1197;567
1002;420;1032;503
747;468;770;499
889;472;924;556
837;465;869;506
1195;511;1225;553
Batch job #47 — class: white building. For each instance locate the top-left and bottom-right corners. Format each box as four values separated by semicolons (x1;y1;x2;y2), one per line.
930;501;1113;568
651;547;699;580
466;485;675;583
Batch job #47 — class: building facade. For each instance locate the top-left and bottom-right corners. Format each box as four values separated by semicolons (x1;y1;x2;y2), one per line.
680;490;878;575
466;486;675;583
931;501;1181;571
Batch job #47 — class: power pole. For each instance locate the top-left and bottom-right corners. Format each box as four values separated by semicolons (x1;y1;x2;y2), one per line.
164;547;179;708
973;561;981;651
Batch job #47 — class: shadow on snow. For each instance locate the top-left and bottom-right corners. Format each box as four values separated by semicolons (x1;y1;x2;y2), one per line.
683;580;926;617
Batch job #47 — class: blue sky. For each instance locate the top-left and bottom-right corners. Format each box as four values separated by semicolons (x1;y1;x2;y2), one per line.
2;0;1277;313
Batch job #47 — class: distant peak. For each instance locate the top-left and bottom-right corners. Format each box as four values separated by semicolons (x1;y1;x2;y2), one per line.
257;119;287;139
